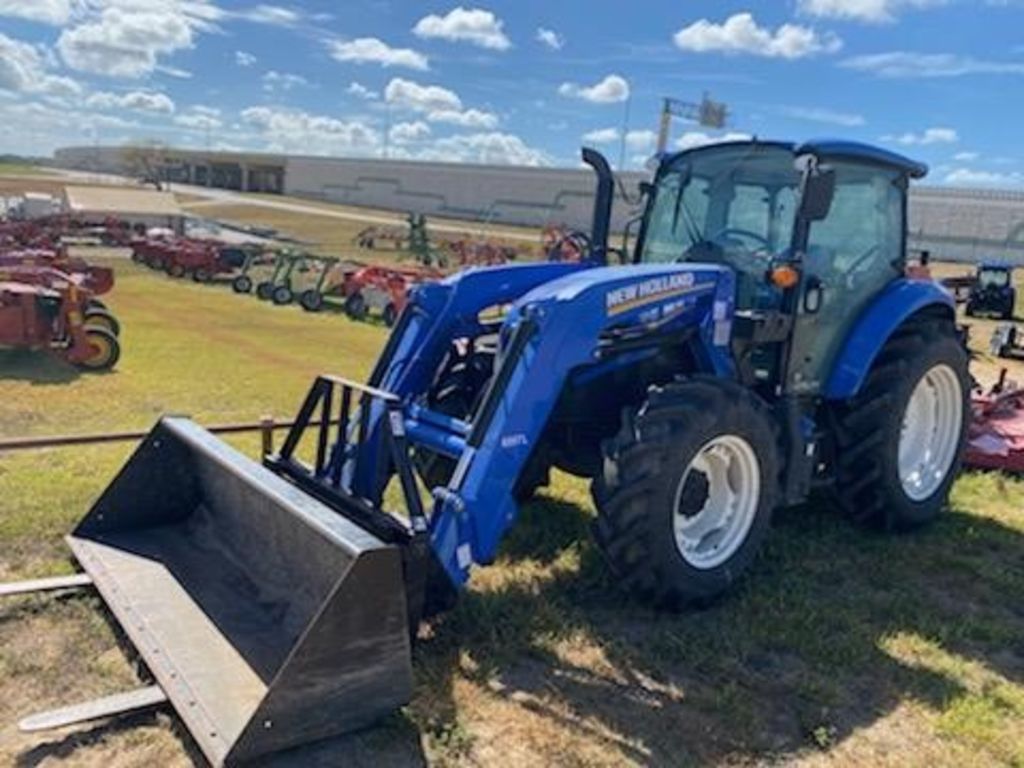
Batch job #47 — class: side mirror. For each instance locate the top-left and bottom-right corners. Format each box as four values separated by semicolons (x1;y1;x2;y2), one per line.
796;158;836;222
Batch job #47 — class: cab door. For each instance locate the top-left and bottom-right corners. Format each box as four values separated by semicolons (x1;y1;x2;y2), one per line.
786;162;905;394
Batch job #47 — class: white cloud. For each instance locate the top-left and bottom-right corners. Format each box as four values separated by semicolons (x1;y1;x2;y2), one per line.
241;106;381;156
675;131;752;150
883;127;958;145
87;90;175;114
536;27;564;50
842;51;1024;77
382;77;497;126
175;111;222;130
625;129;657;151
236;50;257;67
262;70;309;92
0;99;141;156
238;5;300;26
583;127;619;144
385;78;462;113
0;32;82;98
798;0;944;23
781;105;866;126
413;6;511;51
953;151;979;161
329;37;429;71
428;108;498;128
673;13;842;59
416;132;550;166
57;4;209;79
944;167;1023;187
347;81;379;100
0;0;72;25
558;74;630;104
389;120;431;144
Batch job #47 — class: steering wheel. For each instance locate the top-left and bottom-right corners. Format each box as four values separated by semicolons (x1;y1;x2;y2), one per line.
711;227;772;251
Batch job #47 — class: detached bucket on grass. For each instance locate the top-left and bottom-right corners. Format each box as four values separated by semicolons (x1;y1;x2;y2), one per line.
66;417;413;766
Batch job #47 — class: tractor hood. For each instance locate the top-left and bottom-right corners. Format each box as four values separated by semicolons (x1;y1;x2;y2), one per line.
512;262;735;324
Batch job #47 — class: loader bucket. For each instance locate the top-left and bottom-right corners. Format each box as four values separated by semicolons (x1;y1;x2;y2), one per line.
67;417;413;766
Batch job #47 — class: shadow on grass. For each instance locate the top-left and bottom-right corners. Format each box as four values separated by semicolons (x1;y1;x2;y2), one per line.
10;493;1021;766
409;496;1024;764
0;350;88;385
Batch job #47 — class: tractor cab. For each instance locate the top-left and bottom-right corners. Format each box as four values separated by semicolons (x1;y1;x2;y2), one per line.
967;260;1016;319
978;262;1012;289
634;139;926;394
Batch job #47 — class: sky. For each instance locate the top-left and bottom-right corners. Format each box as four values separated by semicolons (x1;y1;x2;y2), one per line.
0;0;1021;187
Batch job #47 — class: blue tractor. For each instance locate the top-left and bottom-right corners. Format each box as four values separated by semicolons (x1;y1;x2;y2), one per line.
12;140;970;765
966;260;1016;319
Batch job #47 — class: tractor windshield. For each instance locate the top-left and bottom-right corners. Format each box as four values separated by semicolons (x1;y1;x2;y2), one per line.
639;143;799;305
979;268;1009;288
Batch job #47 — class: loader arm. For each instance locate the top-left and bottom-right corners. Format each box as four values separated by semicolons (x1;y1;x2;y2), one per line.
414;264;737;585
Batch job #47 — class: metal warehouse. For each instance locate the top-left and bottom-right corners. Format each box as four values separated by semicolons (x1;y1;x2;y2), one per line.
53;145;1024;263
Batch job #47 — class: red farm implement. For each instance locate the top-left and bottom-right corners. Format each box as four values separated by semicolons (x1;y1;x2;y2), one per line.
161;241;251;284
0;277;120;370
0;264;119;335
966;370;1024;473
0;248;114;297
341;264;440;326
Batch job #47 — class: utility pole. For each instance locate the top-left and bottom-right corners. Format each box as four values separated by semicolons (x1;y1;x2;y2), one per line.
617;92;632;172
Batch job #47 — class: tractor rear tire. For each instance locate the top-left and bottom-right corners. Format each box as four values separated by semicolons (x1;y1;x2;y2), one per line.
168;263;186;278
232;275;253;294
592;378;779;607
272;286;293;305
344;293;368;321
76;327;121;371
84;308;121;337
86;298;107;312
193;268;212;284
832;320;968;530
299;290;324;312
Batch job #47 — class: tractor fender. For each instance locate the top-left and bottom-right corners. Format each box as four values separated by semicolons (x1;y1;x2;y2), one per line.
825;278;955;400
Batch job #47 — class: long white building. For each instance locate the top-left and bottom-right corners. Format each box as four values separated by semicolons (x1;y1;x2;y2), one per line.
53;145;1024;263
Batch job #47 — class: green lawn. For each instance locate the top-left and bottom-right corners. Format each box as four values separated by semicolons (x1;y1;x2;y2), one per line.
0;161;52;177
0;256;1022;766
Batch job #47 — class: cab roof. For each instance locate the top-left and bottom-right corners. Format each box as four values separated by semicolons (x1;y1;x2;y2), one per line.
664;138;928;180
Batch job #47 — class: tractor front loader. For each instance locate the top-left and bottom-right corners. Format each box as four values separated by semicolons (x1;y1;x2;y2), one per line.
6;141;970;764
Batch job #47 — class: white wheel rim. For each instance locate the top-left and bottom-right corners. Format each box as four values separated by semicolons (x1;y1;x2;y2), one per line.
898;364;962;502
672;435;761;570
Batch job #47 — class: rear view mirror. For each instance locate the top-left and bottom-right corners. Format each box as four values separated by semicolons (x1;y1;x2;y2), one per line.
796;157;836;222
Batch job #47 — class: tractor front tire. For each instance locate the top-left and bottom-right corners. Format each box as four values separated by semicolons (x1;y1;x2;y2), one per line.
232;275;253;294
256;282;274;300
193;268;212;284
272;286;293;305
382;303;399;327
832;320;968;530
76;327;121;371
592;378;779;607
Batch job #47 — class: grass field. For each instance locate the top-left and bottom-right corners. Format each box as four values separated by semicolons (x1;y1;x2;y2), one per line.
0;162;52;177
1;252;1023;767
